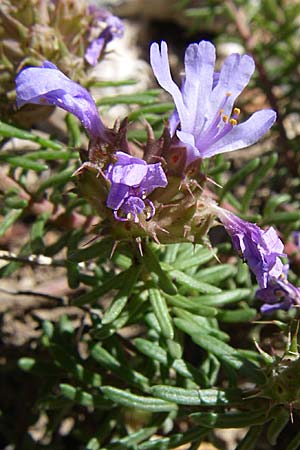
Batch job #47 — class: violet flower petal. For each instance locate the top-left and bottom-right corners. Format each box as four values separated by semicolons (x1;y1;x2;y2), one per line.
209;53;254;117
106;183;129;210
85;38;106;66
15;62;106;140
257;276;300;313
181;41;216;133
203;109;277;158
150;42;187;128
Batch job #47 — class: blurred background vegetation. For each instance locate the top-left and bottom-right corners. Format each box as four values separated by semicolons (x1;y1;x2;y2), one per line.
0;0;300;449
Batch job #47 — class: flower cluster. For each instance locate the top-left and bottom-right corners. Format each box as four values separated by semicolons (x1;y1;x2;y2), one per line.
150;41;276;167
15;38;298;313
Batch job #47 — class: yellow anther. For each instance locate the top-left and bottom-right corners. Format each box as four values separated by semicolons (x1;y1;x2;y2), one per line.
230;118;237;126
222;115;228;123
233;107;240;115
219;108;224;115
226;91;232;97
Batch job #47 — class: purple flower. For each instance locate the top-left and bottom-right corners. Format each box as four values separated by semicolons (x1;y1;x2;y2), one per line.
150;41;276;166
85;8;124;66
257;269;300;313
15;61;107;141
105;151;167;222
217;209;285;289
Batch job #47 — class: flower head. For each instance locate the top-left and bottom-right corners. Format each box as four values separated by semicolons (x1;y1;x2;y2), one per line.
216;208;285;289
105;151;167;223
150;41;276;166
85;7;124;66
15;61;107;141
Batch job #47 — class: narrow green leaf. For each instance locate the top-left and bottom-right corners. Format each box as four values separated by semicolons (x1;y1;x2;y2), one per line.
101;386;177;412
66;113;81;147
127;103;174;121
173;314;229;342
137;335;169;361
0;120;62;149
264;193;291;216
286;431;300;450
4;193;28;209
6;156;48;172
149;288;174;339
37;166;75;193
173;246;215;270
144;246;177;295
87;79;137;88
59;384;111;409
73;269;130;306
165;293;217;316
97;91;159;106
162;263;221;294
190;409;268;428
242;154;278;212
102;264;142;324
235;426;263;450
25;150;74;161
217;308;257;322
193;288;252;306
196;264;237;283
261;211;300;225
267;408;290;445
220;158;260;200
90;344;149;389
174;319;265;383
18;357;61;376
69;238;113;262
0;209;23;238
150;385;242;405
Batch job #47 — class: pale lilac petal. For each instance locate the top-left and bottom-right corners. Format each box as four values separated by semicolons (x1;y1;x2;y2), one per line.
263;227;285;255
210;53;255;116
141;164;168;191
15;63;106;139
114;151;145;167
257;277;300;313
112;164;148;186
203;109;276;158
169;109;180;136
182;41;215;133
150;42;187;127
106;183;129;209
85;38;105;66
176;130;199;166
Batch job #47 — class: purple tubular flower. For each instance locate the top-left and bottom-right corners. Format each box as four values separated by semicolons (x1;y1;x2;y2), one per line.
150;41;276;166
85;9;124;66
257;271;300;313
105;151;167;222
217;209;285;289
15;62;106;141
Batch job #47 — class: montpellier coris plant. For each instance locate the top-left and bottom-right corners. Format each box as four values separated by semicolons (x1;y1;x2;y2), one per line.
15;40;299;314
